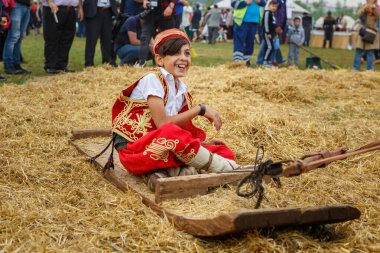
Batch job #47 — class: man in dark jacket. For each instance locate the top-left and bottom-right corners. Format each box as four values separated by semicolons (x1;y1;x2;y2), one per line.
138;0;177;66
2;0;31;75
323;11;336;48
191;3;201;41
79;0;118;67
302;12;312;46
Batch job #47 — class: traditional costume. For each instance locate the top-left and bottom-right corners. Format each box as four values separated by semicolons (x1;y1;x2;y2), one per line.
111;29;238;177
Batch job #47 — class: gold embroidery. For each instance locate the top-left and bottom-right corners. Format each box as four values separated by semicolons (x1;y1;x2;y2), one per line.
176;146;196;164
143;138;180;162
112;101;153;142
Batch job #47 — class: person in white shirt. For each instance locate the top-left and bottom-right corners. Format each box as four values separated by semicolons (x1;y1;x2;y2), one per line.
110;29;239;191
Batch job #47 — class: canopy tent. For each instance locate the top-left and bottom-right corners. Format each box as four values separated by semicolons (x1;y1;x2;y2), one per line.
314;16;356;30
216;0;231;9
287;1;310;18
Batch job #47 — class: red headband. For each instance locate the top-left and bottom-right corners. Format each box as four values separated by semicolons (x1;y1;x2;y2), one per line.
153;28;190;55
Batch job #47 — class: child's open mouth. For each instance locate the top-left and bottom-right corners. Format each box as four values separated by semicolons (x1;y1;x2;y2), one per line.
176;64;186;70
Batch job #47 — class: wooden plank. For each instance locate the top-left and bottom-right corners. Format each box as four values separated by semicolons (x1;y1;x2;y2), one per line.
71;129;112;140
155;172;251;203
69;138;361;237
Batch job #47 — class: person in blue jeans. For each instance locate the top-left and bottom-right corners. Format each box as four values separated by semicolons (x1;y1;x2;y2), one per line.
352;1;379;71
3;0;31;75
231;0;265;66
115;14;148;65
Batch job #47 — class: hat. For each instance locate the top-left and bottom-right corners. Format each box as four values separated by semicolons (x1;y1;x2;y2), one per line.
153;29;190;55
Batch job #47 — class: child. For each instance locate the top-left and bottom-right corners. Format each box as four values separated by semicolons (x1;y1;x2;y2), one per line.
287;16;305;67
111;29;239;190
262;0;278;68
216;27;227;42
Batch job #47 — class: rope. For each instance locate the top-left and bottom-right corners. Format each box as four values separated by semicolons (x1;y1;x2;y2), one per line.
236;146;283;209
90;133;116;172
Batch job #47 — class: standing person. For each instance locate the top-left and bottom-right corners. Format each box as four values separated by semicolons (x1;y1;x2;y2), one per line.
336;12;347;31
181;3;192;38
138;0;177;66
111;29;239;190
352;0;379;71
0;0;9;81
323;11;336;48
231;0;265;64
262;0;278;67
42;0;83;73
191;3;201;41
225;8;233;40
35;1;42;35
287;16;304;67
2;0;31;75
205;4;220;44
79;0;118;67
302;12;312;46
174;0;186;28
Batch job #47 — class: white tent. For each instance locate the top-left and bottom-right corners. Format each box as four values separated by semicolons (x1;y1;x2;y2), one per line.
216;0;231;9
314;15;355;30
287;2;310;18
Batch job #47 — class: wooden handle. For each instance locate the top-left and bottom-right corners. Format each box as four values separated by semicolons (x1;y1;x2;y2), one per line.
71;129;112;140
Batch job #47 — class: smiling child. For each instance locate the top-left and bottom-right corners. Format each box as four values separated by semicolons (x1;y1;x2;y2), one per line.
111;29;239;190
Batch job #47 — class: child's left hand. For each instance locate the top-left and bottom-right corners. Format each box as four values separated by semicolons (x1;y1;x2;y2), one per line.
202;138;227;146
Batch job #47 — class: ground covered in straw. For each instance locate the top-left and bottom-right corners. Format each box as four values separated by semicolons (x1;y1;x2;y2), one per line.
1;65;379;252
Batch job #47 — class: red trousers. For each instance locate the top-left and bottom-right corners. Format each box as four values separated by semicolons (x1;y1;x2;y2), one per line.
118;123;235;174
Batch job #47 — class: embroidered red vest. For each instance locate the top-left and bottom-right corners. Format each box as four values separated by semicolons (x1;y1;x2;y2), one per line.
112;72;206;142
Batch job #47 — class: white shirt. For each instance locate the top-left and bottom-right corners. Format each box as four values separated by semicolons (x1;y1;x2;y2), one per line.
181;6;193;28
130;67;188;116
42;0;79;7
97;0;110;8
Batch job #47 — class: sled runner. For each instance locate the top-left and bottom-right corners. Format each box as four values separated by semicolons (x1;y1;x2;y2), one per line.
69;129;361;237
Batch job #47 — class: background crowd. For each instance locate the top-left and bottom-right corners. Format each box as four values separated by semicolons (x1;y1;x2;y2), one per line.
0;0;379;81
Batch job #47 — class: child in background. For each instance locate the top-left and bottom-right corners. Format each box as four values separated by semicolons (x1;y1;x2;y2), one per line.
287;16;305;67
216;27;227;42
110;29;239;191
262;0;278;68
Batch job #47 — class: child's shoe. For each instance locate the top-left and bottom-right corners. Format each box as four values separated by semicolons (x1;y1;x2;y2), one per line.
263;61;273;68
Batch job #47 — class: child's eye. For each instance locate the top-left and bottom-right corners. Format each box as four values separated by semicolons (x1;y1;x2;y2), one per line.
185;51;191;56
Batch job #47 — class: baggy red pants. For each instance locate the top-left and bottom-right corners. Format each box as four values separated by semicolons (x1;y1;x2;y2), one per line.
118;123;235;175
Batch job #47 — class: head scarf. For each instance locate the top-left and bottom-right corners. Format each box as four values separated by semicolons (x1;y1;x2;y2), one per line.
153;28;190;55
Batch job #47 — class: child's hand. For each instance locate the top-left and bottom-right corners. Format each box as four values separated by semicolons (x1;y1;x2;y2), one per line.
267;34;272;39
203;106;222;131
0;17;8;27
207;138;227;146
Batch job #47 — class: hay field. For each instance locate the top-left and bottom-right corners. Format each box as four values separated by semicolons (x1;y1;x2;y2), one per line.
1;65;379;252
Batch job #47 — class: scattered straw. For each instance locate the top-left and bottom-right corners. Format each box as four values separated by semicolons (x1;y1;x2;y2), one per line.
0;65;379;252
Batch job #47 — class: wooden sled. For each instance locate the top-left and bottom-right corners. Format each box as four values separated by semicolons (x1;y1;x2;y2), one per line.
69;129;361;237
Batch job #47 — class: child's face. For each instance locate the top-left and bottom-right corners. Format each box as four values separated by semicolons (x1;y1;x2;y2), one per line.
294;19;301;27
269;3;278;12
156;44;191;80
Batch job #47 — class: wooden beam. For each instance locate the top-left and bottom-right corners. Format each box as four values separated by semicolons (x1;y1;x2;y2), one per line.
71;129;112;140
69;139;361;237
154;172;251;203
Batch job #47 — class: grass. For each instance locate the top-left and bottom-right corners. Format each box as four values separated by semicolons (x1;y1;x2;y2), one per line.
1;34;379;84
